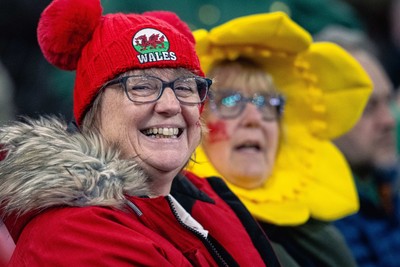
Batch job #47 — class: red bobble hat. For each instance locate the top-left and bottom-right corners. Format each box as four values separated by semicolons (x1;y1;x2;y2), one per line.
37;0;204;124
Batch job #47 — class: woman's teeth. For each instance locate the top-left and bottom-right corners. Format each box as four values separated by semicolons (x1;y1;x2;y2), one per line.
143;127;179;138
236;142;261;151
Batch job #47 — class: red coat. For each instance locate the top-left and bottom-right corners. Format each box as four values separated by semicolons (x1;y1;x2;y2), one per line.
0;117;279;266
5;173;279;266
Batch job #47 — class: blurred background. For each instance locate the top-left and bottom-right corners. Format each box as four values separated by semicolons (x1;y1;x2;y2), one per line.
1;0;399;123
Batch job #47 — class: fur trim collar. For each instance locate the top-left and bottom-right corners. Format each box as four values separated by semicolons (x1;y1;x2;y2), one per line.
0;116;151;218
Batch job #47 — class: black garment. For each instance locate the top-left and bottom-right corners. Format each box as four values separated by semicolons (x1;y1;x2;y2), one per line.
261;218;357;267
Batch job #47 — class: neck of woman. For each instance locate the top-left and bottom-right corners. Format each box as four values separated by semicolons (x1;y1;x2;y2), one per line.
146;169;178;197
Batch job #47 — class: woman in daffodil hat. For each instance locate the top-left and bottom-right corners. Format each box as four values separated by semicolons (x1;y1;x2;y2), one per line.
186;11;372;267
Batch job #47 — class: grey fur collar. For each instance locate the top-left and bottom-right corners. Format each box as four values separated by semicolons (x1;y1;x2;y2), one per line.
0;116;151;218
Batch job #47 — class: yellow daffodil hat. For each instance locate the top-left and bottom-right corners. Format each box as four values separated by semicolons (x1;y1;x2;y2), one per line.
187;12;373;226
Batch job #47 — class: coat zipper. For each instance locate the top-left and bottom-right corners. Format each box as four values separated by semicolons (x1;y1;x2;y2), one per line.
165;195;230;267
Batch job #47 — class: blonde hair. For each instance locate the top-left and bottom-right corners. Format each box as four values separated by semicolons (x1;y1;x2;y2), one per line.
208;58;277;96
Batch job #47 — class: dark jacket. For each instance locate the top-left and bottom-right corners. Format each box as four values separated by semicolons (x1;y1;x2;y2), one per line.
262;218;357;267
335;169;400;267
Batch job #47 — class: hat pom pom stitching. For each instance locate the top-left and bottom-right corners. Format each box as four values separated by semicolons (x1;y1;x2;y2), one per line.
143;11;195;44
37;0;102;70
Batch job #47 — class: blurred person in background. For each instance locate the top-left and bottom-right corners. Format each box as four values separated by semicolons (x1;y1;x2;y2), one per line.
187;12;372;267
316;25;400;267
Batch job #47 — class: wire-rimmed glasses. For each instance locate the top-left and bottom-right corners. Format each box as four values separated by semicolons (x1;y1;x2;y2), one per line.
210;90;285;120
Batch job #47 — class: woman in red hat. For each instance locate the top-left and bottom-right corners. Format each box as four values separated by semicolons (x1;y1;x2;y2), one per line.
0;0;280;266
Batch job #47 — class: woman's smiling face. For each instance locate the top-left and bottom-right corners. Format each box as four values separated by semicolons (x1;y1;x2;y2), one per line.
98;68;203;193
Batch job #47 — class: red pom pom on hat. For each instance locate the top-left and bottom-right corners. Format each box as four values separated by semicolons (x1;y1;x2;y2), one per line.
37;0;102;70
143;11;195;45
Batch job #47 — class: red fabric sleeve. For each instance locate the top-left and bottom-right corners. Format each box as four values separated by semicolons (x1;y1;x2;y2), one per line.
8;206;190;267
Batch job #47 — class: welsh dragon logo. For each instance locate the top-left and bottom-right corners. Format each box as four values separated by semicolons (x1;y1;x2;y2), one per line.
132;28;176;64
133;28;169;53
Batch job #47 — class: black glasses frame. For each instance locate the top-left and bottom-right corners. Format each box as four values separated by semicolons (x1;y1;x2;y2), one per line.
102;75;212;105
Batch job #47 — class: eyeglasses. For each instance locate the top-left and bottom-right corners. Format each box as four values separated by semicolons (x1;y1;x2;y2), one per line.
102;75;212;105
209;90;285;120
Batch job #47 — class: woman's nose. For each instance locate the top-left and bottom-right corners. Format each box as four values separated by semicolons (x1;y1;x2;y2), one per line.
240;103;263;127
379;104;396;128
154;87;181;115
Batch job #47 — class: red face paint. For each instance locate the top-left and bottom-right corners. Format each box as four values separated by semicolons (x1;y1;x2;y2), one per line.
207;120;230;143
